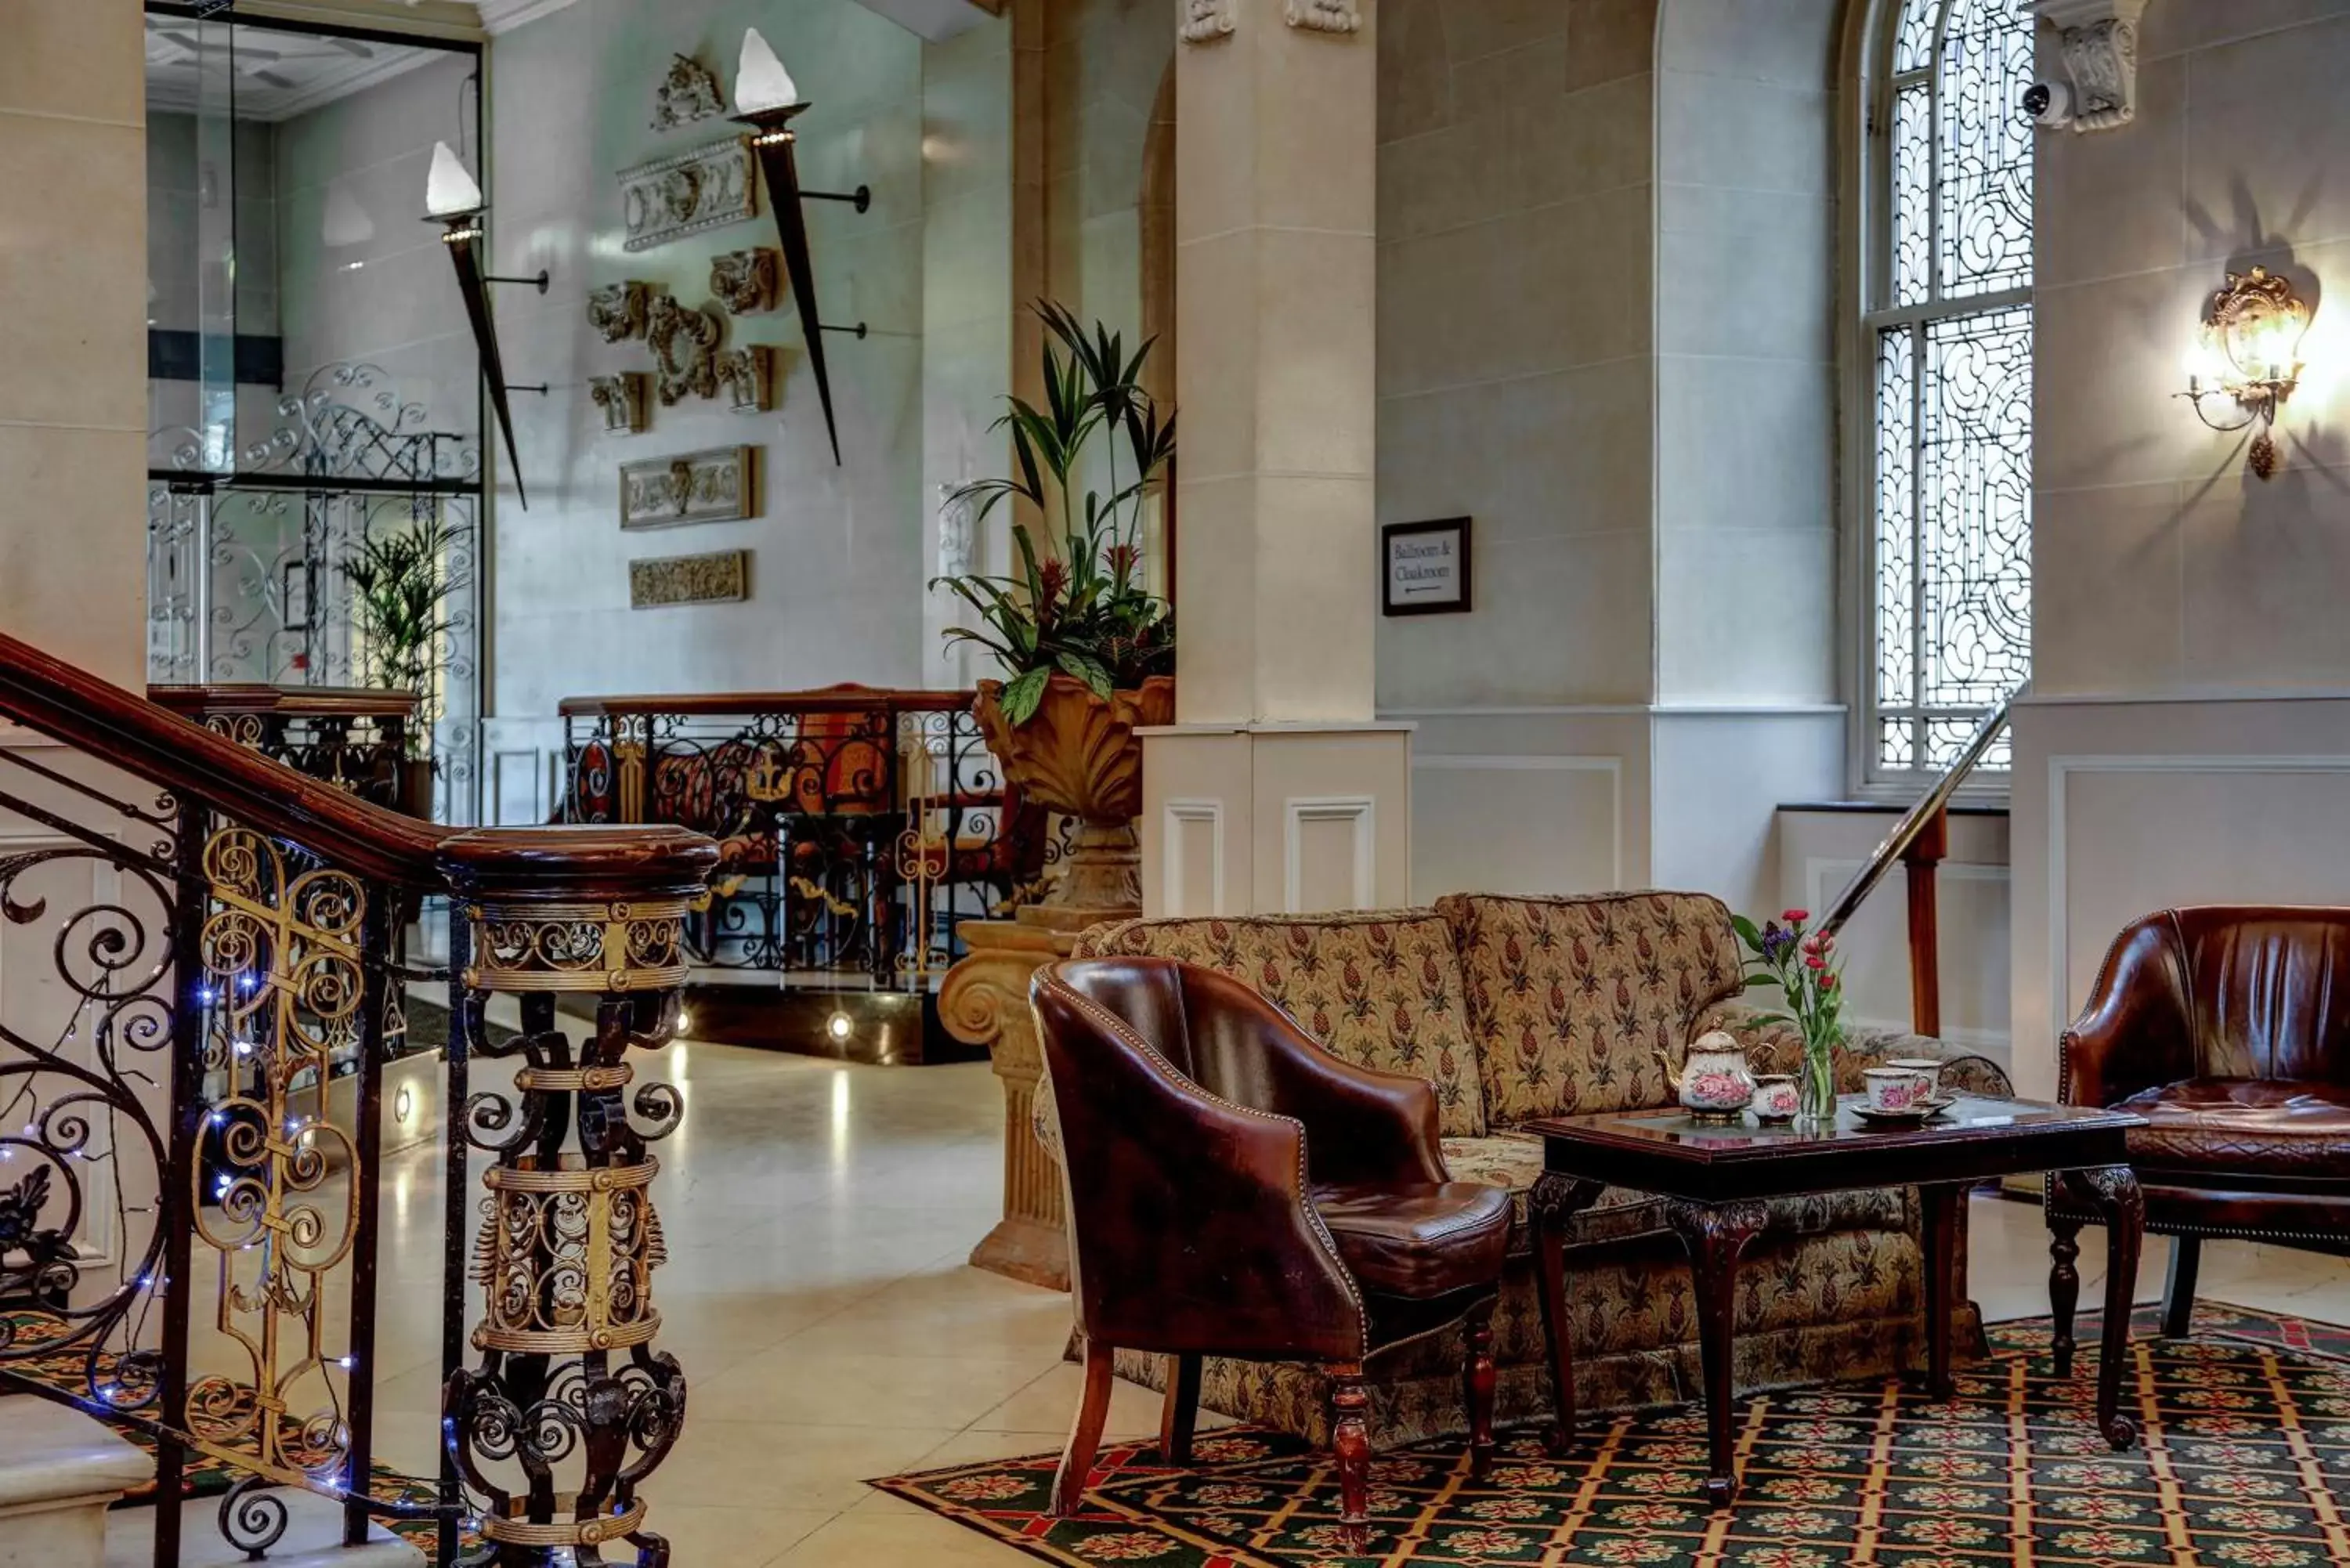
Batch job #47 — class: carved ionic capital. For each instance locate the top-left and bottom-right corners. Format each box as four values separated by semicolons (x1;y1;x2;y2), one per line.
1285;0;1360;33
2034;0;2149;134
1180;0;1235;42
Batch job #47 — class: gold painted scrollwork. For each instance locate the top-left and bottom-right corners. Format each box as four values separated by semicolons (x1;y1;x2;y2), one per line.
189;826;367;1486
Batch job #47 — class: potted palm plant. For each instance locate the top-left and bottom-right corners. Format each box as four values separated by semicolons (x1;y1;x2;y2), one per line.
342;512;460;820
935;302;1176;917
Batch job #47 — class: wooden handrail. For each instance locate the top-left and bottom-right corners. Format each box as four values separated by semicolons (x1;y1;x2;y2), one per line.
559;685;976;718
148;682;424;720
0;631;451;886
1818;687;2025;1036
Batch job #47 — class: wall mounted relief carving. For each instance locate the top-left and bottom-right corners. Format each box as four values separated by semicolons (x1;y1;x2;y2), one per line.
620;445;757;529
650;54;726;132
1284;0;1359;32
645;294;727;405
2031;0;2148;133
710;248;779;315
631;549;750;609
588;281;650;343
715;346;774;414
618;139;757;252
590;373;649;435
1180;0;1235;42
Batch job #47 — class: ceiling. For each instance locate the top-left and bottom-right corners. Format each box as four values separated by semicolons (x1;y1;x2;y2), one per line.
144;16;452;123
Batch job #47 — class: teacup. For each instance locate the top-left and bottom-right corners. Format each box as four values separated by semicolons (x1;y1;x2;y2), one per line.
1885;1057;1945;1102
1752;1074;1800;1122
1864;1064;1934;1115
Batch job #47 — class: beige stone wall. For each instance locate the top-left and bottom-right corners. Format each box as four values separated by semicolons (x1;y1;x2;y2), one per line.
2013;2;2350;1097
1373;0;1659;710
1653;0;1840;705
0;3;148;688
2034;2;2350;698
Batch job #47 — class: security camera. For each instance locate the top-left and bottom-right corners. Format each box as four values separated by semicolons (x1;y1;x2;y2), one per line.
2023;78;2073;128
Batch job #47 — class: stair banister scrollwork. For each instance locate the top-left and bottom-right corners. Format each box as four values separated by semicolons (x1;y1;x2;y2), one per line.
0;627;714;1568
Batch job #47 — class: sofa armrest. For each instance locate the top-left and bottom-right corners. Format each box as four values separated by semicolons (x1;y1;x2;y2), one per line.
1699;1000;2014;1097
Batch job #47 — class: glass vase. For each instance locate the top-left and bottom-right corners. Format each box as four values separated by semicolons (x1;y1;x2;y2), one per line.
1795;1035;1838;1129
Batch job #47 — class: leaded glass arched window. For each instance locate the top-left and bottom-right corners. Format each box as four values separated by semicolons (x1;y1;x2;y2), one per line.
1864;0;2034;780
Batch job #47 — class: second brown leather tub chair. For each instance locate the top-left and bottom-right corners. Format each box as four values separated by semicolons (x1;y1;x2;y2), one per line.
2055;905;2350;1360
1032;957;1513;1540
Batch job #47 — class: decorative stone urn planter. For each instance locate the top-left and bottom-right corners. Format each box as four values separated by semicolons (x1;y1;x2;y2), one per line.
972;671;1175;927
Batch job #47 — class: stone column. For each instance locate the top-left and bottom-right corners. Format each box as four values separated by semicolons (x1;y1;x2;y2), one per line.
939;917;1072;1291
0;4;147;687
1144;0;1412;919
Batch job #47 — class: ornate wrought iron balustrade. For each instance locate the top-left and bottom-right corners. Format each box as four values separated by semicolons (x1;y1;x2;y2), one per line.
0;629;714;1568
559;688;1042;986
149;684;422;813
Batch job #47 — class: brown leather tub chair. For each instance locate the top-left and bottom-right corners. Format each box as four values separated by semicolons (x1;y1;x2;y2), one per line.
2054;905;2350;1356
1032;958;1513;1538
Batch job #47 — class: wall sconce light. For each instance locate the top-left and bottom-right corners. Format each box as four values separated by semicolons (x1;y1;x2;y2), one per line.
729;28;870;466
2179;265;2312;481
426;140;548;507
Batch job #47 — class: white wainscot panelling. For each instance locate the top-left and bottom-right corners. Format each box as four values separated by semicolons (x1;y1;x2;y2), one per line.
1801;855;2012;1054
1284;797;1377;914
2049;756;2350;1042
1410;755;1621;901
1161;798;1226;917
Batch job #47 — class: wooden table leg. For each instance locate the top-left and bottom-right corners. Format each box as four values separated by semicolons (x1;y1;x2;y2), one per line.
1665;1198;1769;1508
1529;1172;1604;1456
1918;1183;1965;1401
2075;1164;2145;1450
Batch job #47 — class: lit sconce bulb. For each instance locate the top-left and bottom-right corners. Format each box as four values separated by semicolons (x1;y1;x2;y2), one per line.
735;28;802;115
425;139;485;219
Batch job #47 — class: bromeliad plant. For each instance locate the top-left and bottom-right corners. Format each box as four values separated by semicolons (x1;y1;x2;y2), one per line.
932;302;1175;724
1732;908;1845;1123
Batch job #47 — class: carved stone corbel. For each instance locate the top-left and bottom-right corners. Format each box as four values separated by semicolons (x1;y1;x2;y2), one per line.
714;345;773;414
1180;0;1235;42
1285;0;1359;34
590;372;648;435
588;281;649;343
2032;0;2148;134
710;248;779;315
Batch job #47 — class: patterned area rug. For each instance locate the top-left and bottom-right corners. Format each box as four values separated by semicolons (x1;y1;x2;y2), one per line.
874;1302;2350;1567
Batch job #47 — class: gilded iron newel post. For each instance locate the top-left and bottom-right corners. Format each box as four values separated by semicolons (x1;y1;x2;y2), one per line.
436;826;718;1567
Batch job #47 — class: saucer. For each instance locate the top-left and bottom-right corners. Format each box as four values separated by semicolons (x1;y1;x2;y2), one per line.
1851;1100;1950;1126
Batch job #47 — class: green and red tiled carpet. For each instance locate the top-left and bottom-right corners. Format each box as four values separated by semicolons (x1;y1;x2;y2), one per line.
874;1302;2350;1567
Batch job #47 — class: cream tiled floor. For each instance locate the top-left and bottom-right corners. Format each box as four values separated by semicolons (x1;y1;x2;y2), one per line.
359;1039;2350;1566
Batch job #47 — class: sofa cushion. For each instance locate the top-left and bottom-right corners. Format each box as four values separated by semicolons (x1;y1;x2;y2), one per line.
2117;1078;2350;1176
1439;1133;1909;1254
1075;911;1488;1136
1437;891;1744;1125
1311;1181;1512;1299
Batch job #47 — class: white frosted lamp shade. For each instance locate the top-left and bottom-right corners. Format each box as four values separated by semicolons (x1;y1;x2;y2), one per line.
425;140;484;218
736;28;801;114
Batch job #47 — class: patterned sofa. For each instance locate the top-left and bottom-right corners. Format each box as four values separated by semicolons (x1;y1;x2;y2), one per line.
1066;891;2013;1447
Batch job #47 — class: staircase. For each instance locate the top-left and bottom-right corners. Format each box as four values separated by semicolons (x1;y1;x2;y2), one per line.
0;1400;150;1568
0;630;715;1565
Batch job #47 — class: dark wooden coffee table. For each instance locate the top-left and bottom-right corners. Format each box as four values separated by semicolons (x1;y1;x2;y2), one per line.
1523;1093;2147;1506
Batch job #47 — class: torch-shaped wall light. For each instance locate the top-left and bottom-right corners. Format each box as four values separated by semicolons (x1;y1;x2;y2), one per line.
426;140;548;507
730;29;870;466
2179;266;2313;482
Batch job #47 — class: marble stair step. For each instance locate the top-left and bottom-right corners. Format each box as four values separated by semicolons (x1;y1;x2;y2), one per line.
0;1396;155;1568
104;1484;424;1568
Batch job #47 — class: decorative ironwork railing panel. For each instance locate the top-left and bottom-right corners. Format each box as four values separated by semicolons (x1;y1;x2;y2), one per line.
559;692;1040;985
0;627;715;1568
151;686;421;815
